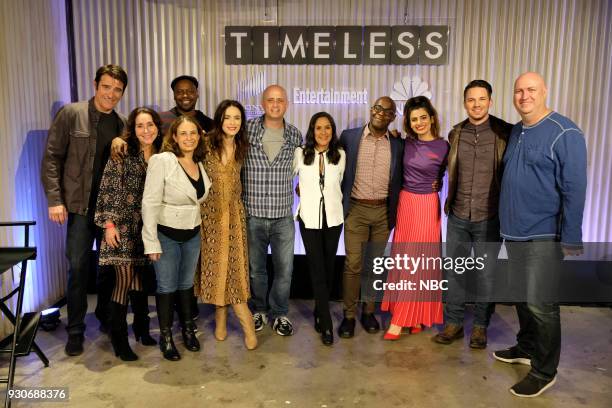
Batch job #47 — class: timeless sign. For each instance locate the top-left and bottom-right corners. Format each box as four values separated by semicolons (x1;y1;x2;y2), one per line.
225;26;449;65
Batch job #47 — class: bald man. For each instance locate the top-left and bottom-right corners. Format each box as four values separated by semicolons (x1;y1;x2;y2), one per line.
337;96;405;338
494;72;587;397
243;85;302;336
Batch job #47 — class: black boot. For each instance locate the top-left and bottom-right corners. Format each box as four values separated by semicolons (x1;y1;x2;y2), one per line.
95;266;114;334
155;293;180;361
191;295;200;321
109;302;138;361
129;291;156;346
177;288;200;352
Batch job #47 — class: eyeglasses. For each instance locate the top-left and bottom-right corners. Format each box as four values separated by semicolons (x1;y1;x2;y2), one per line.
371;104;396;118
175;89;196;97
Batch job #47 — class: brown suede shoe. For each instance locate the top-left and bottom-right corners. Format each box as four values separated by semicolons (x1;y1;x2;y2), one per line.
433;324;464;344
469;326;487;349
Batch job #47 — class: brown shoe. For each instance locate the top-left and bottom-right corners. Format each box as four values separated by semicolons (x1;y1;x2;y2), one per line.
433;324;464;344
469;326;487;349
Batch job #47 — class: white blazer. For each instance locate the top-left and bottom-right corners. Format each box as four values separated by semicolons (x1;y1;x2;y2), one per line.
142;151;211;254
293;147;345;229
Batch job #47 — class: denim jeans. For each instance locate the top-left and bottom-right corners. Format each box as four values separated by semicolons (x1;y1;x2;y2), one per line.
444;214;502;328
247;215;295;319
65;213;114;335
153;230;201;294
506;239;562;381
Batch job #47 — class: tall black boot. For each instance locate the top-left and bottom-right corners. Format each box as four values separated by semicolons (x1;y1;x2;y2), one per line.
191;295;200;321
155;293;180;361
177;288;200;352
95;266;114;334
109;301;138;361
129;291;156;346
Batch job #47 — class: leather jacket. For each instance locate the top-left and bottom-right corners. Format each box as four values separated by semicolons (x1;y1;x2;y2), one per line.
41;98;126;215
444;115;513;215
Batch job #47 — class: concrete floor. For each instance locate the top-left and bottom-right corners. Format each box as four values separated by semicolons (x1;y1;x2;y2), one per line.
3;297;611;408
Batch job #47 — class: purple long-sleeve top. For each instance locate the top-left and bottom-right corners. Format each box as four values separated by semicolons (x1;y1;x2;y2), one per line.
402;137;449;193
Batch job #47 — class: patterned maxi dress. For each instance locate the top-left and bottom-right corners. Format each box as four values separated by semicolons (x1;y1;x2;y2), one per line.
94;153;148;266
195;154;249;305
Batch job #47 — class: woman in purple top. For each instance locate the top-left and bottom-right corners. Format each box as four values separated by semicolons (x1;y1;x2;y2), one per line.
382;96;449;340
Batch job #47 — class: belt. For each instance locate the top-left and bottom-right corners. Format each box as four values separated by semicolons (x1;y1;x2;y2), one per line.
351;197;387;206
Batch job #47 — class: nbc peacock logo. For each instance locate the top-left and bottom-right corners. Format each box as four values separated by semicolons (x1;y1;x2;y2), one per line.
390;75;433;115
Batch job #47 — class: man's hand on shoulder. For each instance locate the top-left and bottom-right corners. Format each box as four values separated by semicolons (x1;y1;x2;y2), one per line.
110;137;128;162
48;205;68;225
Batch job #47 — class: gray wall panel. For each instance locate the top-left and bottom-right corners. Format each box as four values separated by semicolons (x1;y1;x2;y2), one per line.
69;0;612;243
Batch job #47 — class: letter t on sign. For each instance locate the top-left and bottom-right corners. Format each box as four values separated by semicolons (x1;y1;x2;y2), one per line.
225;26;252;64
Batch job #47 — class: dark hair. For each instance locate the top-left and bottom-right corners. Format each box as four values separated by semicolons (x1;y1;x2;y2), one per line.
463;79;492;100
94;64;128;90
403;96;441;140
124;107;163;156
206;100;249;163
162;115;206;162
302;112;341;166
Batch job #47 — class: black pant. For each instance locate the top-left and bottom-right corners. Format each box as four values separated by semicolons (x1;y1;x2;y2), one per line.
506;240;562;381
65;213;114;335
299;219;342;331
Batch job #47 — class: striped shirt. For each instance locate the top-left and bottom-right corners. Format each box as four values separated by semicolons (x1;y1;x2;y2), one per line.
242;115;303;218
351;126;391;200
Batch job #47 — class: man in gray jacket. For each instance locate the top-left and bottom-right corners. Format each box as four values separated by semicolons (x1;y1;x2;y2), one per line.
42;64;128;356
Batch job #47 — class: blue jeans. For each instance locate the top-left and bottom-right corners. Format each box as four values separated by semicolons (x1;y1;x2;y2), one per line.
506;239;562;381
65;213;113;335
153;230;201;294
444;214;502;328
247;215;295;319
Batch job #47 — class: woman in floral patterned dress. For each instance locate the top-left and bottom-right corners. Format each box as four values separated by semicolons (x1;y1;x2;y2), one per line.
95;107;161;360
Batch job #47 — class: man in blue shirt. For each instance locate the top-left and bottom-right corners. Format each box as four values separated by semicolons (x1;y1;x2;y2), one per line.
494;72;587;397
243;85;302;336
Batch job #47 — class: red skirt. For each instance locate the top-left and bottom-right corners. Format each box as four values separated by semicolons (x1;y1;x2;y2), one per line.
381;190;444;328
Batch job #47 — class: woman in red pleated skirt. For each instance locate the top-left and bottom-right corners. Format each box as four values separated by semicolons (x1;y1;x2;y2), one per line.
381;96;449;339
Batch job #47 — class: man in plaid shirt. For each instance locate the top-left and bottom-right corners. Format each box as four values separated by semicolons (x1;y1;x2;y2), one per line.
242;85;302;336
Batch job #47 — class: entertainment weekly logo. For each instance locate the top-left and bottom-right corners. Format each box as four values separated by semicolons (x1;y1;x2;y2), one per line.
390;75;433;115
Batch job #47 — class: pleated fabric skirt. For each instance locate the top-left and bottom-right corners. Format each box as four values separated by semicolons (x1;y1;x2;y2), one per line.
381;190;444;328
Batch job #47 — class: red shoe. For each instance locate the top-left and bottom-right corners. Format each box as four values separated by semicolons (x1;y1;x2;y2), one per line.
383;331;401;341
410;325;422;334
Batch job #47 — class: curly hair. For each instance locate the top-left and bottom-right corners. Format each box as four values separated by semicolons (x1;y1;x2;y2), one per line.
162;115;206;162
123;107;163;157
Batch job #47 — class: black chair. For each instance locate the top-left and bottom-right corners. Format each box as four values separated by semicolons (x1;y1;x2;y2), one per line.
0;221;49;408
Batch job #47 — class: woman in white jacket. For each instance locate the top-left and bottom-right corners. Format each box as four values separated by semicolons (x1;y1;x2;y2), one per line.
142;116;211;361
294;112;345;346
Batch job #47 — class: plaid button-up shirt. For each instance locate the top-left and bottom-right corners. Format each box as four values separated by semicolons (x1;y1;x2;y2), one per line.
242;115;303;218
